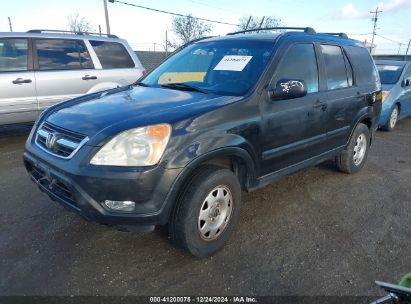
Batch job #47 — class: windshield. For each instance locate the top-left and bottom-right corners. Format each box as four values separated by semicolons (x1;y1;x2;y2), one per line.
377;64;404;85
142;40;274;96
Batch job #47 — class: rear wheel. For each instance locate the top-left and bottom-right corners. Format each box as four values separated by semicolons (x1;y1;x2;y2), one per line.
336;123;370;174
383;105;399;131
169;166;242;257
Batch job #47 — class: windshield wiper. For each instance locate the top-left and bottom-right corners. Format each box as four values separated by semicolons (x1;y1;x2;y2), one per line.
160;83;209;94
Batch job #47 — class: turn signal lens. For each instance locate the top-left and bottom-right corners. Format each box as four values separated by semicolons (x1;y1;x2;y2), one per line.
381;91;390;102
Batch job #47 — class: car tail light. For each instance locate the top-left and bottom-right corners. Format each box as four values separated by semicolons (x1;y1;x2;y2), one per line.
142;70;148;77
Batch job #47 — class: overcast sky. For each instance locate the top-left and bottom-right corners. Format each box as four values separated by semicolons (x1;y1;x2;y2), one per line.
1;0;411;54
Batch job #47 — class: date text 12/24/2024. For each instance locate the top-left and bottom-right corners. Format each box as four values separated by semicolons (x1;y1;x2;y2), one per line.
149;296;258;303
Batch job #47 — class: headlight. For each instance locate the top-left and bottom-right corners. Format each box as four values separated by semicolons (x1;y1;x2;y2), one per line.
381;91;390;102
90;124;171;166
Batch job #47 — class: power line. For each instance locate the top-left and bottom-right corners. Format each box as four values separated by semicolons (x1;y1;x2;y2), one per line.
375;34;405;45
108;0;239;26
187;0;246;15
347;33;373;36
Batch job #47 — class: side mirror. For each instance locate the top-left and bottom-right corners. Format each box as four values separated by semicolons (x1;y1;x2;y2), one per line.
402;78;411;87
269;79;307;100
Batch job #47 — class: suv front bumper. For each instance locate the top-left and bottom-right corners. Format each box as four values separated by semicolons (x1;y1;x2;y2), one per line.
23;150;182;231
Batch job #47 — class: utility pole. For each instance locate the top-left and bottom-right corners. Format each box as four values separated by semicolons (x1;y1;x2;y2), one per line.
165;30;168;57
8;17;13;32
405;39;411;60
103;0;111;34
370;7;382;52
397;43;402;55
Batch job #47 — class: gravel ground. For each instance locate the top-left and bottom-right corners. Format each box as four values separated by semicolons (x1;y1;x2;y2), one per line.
0;119;410;296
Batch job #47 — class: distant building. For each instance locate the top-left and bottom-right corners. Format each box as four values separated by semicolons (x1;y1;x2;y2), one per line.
135;51;168;72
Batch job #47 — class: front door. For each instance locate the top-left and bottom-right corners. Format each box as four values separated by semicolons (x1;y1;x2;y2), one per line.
33;38;97;111
261;43;329;175
0;38;38;125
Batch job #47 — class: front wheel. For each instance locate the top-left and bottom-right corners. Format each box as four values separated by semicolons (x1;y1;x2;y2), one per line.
336;123;370;174
383;105;399;131
169;166;242;257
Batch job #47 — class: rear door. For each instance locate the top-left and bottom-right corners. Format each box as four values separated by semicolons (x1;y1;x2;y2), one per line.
87;40;142;88
33;38;97;111
318;44;360;148
0;37;38;125
261;43;329;175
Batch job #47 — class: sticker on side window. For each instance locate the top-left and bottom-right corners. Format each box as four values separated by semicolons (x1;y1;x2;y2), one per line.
213;55;253;71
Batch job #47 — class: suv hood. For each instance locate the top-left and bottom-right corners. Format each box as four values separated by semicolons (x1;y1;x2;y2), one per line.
45;86;240;139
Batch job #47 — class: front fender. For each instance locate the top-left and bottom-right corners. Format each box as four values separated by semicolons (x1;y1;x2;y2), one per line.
164;133;259;182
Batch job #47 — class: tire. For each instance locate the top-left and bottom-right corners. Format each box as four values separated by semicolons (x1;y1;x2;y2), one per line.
169;165;242;257
336;123;370;174
382;105;399;131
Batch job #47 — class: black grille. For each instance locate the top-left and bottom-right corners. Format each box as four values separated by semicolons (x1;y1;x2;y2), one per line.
35;122;88;158
27;162;78;208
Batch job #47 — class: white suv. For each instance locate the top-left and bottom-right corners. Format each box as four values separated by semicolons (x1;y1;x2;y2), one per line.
0;30;145;126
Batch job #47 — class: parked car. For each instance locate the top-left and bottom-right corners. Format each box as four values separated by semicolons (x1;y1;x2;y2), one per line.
0;30;145;126
24;27;381;257
376;60;411;131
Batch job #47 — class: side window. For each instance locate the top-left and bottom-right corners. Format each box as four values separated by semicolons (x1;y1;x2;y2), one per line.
0;38;28;72
89;41;135;69
35;39;93;71
343;51;353;86
271;43;319;94
321;45;350;90
405;65;411;79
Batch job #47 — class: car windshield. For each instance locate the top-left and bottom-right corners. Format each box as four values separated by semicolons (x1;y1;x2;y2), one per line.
377;64;404;85
142;40;274;96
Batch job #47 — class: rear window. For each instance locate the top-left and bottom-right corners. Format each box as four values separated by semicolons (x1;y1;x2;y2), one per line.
89;41;135;69
35;39;93;70
377;65;404;85
345;46;379;86
0;38;28;72
321;45;351;90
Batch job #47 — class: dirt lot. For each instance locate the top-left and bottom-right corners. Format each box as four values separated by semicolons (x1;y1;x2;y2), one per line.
0;119;410;296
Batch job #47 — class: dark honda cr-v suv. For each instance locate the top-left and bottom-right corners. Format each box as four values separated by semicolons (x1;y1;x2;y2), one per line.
24;27;381;257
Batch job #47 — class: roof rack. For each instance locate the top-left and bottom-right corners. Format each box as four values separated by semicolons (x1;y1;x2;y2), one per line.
26;29;118;38
320;32;349;39
227;27;316;35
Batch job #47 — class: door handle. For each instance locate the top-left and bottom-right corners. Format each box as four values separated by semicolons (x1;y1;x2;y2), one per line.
82;75;97;80
12;78;32;84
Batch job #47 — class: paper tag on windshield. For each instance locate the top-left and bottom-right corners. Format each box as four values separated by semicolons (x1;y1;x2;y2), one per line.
213;55;253;71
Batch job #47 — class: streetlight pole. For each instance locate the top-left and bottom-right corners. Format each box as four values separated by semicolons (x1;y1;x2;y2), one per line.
103;0;111;35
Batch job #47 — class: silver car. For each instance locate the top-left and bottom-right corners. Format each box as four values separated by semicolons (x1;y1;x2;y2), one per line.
0;30;145;126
